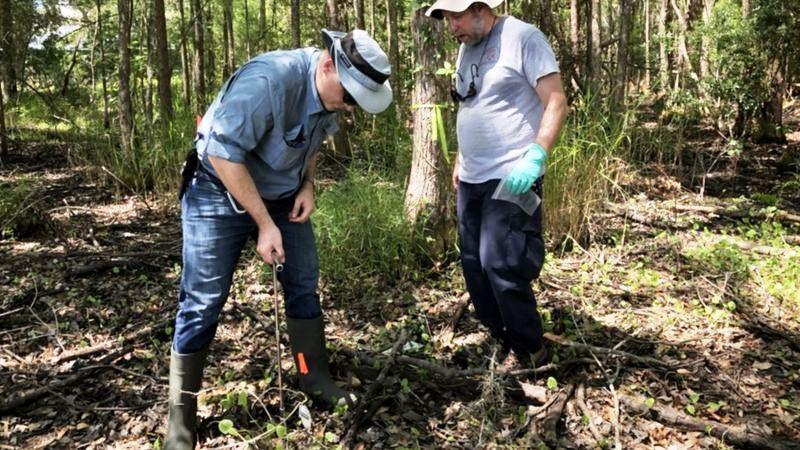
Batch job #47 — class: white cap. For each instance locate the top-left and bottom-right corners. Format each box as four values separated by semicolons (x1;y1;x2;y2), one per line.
425;0;503;20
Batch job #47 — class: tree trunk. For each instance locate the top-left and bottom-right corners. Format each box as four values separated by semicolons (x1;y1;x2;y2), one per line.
644;0;651;92
61;37;82;96
118;0;135;154
406;8;451;253
325;0;352;158
178;0;192;109
326;0;341;29
613;0;631;106
0;0;15;101
223;0;235;79
98;0;110;129
244;0;252;58
670;0;695;85
354;0;365;29
369;0;375;35
570;0;580;71
291;0;301;48
658;0;669;94
386;0;400;105
143;2;155;131
206;3;216;89
741;0;750;17
700;0;714;79
758;59;787;143
590;0;601;88
259;0;266;51
191;0;206;115
0;79;8;162
153;0;173;124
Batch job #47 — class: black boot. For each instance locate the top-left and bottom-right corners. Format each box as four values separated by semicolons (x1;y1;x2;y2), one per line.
286;316;357;407
165;348;207;450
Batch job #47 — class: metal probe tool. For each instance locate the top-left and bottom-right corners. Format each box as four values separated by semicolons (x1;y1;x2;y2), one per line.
271;253;284;412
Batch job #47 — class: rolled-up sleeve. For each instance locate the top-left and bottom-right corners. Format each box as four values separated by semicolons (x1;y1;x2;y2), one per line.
205;75;274;163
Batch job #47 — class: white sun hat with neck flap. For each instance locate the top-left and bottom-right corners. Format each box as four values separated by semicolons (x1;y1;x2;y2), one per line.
321;28;393;114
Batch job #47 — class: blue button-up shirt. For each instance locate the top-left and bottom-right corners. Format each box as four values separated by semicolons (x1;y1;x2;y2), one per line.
195;48;339;200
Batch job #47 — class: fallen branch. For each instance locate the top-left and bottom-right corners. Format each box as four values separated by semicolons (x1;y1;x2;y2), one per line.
743;316;800;353
0;345;135;415
343;329;408;445
544;333;673;370
576;383;604;444
621;394;800;450
67;258;159;278
673;204;800;225
539;383;575;446
339;346;593;382
51;318;169;365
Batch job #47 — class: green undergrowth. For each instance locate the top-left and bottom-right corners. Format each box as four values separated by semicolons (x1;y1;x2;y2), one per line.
314;169;431;293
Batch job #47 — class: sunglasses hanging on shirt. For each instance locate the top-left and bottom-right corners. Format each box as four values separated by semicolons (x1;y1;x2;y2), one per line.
451;64;479;103
450;16;499;104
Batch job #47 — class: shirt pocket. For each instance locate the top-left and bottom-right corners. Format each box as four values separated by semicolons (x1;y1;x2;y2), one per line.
264;123;307;170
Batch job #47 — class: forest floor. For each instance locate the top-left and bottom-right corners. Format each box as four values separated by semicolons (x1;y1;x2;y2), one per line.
1;113;800;449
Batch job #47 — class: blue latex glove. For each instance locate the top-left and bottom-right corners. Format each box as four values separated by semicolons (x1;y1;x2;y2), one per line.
505;143;548;195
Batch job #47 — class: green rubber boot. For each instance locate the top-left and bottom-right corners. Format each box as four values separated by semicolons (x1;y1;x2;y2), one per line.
165;348;207;450
286;316;357;407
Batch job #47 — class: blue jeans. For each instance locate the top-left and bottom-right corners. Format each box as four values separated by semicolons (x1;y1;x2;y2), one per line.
173;170;321;354
457;179;545;355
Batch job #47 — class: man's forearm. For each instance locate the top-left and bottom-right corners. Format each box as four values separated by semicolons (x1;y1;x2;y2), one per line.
535;93;569;152
208;156;273;229
303;154;318;187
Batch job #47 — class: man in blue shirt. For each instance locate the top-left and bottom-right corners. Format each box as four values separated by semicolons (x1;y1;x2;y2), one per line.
166;29;392;449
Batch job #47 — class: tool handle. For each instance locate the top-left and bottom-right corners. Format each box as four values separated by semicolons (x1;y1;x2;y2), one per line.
271;251;284;272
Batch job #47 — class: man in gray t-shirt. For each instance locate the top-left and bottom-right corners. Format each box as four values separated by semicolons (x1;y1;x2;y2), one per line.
426;0;568;368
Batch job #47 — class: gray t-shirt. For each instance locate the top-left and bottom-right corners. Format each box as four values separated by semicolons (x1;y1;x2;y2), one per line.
454;16;559;183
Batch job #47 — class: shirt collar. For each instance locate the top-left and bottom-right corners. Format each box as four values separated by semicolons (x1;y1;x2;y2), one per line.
305;50;326;116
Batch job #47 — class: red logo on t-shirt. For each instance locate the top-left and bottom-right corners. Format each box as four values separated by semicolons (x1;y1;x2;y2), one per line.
486;47;498;63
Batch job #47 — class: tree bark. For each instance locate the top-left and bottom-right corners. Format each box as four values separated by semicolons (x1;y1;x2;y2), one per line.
205;3;215;89
325;0;352;158
291;0;301;48
406;8;451;254
354;0;365;29
670;0;695;86
369;0;376;35
223;0;235;80
153;0;173;123
758;59;787;143
644;0;651;91
259;0;267;51
191;0;206;115
700;0;714;79
244;0;252;58
178;0;191;109
143;2;155;131
0;0;15;100
741;0;750;17
570;0;580;73
118;0;135;154
590;0;601;88
386;0;400;107
61;36;82;96
0;78;7;162
614;0;631;106
97;0;110;128
658;0;669;94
